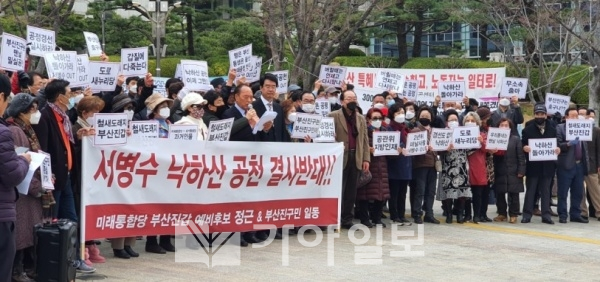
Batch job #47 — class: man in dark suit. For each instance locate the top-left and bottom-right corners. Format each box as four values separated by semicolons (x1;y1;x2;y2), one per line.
221;85;266;142
252;73;283;142
556;107;590;223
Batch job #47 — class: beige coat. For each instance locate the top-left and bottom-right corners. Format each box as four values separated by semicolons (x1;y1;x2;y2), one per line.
329;109;370;170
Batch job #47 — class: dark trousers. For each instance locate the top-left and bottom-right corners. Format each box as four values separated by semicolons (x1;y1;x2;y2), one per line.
0;221;15;282
341;151;359;225
557;163;585;220
471;185;489;219
524;175;553;221
496;192;520;217
52;175;77;222
409;180;416;218
389;179;409;220
412;167;437;219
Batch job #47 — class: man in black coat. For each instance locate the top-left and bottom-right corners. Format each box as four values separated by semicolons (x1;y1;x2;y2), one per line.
252;73;284;142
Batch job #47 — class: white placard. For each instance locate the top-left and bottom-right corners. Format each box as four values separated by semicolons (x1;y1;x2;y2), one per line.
83;31;102;57
175;63;182;79
89;62;120;92
26;26;56;57
291;113;322;139
207;118;234;141
180;60;211;91
130;121;159;139
93;113;128;146
416;90;435;107
73;54;90;87
486;128;511;150
16;152;47;195
403;80;419;101
0;33;27;71
168;124;198;141
452;126;480;149
500;77;528;99
267;70;289;94
243;56;262;83
319;65;347;87
566;120;594;141
153;77;169;97
228;44;253;80
375;70;405;92
121;47;148;76
545;93;570;115
253;112;278;134
313;117;335;143
406;131;428;156
477;97;499;113
373;131;401;156
430;128;453;151
529;138;558;161
44;51;77;82
315;99;331;117
39;151;54;190
438;81;466;102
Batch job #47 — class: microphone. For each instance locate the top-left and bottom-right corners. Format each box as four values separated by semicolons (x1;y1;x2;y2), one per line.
248;104;253;110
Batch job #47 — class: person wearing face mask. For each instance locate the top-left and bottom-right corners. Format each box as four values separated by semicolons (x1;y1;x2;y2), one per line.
111;93;138;121
403;102;417;129
491;96;523;127
202;90;227;125
175;93;209;141
324;86;342;111
474;107;495;222
296;92;317;114
579;107;600;220
385;103;412;225
280;99;311;143
166;81;184;123
5;94;56;282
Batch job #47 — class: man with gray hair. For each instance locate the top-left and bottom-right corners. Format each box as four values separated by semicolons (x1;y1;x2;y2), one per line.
491;95;523;127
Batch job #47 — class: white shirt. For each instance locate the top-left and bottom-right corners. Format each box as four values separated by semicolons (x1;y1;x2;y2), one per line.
261;95;274;112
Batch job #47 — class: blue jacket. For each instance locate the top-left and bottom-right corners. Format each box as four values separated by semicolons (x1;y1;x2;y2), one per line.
0;118;29;222
386;126;412;180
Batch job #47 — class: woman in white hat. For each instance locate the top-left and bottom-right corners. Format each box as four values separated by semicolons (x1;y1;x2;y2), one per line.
175;92;208;140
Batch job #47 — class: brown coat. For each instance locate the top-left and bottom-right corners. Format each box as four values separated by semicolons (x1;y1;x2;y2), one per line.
357;127;390;201
411;125;437;169
329;109;370;170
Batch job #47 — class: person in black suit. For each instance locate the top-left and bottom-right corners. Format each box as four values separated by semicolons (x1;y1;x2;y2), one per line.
221;85;266;142
252;73;284;142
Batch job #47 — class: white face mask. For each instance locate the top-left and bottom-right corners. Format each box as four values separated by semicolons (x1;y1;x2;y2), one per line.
578;115;585;120
74;94;84;104
159;107;170;119
373;103;385;109
302;104;315;113
328;97;338;105
384;118;390;125
287;112;297;122
29;110;41;125
405;111;415;120
589;117;595;121
448;121;459;128
465;121;477;127
86;116;95;126
129;85;138;95
124;110;134;121
394;114;406;123
371;120;382;128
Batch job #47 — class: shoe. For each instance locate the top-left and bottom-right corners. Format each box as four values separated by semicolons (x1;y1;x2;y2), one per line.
159;238;176;252
473;217;481;224
145;244;166;254
341;223;357;229
74;260;96;273
373;220;387;228
559;218;567;224
414;217;423;224
457;213;464;224
464;215;472;222
113;249;131;259
124;245;139;257
446;216;453;224
244;234;261;244
88;244;106;263
93;240;102;245
582;216;589;220
255;232;269;242
597;217;600;221
509;217;517;224
533;208;542;216
571;217;589;223
360;221;375;228
274;230;283;240
482;216;493;222
493;215;507;222
521;218;531;223
542;218;554;225
83;247;93;266
424;217;440;224
12;272;34;282
550;210;558;217
238;238;249;247
381;213;388;219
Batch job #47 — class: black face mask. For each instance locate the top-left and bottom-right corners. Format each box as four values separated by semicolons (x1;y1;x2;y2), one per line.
346;102;357;111
215;105;227;118
486;118;493;127
419;118;431;126
535;117;546;125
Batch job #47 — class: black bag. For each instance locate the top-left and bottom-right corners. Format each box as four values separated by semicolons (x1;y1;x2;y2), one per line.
357;170;372;189
35;219;77;282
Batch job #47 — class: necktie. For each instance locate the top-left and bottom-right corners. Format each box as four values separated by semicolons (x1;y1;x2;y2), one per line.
268;103;272;111
575;142;582;161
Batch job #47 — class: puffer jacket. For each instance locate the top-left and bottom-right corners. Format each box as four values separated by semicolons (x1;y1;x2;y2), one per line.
493;135;526;193
0;119;30;222
357;126;390;202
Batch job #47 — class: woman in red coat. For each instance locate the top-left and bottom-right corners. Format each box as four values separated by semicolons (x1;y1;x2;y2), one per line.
464;111;488;223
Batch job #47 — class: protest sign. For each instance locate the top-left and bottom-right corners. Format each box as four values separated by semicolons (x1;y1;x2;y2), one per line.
375;70;404;92
26;26;55;57
315;99;331;117
121;47;148;76
438;81;466;102
40;151;54;190
153;77;169;97
16;152;46;195
430;128;453;151
44;51;77;82
180;60;211;91
175;63;182;79
566;119;594;141
169;124;198;141
83;31;102;57
313;117;335;143
403;80;419;101
93;113;128;146
486;128;511;151
500;77;528;99
416;90;435;107
477;97;499;113
267;70;289;94
545;93;570;115
0;32;27;71
373;131;401;156
319;65;347;87
73;54;90;87
89;62;120;92
452;127;480;149
130;121;159;140
228;44;253;80
528;138;557;161
291;113;322;139
242;56;261;83
406;131;428;156
207;118;234;141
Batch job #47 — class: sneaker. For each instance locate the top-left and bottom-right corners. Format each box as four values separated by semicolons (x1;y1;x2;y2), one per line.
73;260;96;273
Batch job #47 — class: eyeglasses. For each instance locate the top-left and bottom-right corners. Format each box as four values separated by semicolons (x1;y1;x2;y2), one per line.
191;104;205;108
371;118;383;121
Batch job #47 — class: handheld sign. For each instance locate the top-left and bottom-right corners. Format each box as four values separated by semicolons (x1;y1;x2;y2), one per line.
39;151;54;190
44;51;78;82
207;118;234;141
130;121;159;139
83;31;102;57
486;128;511;151
26;26;56;57
313;117;335;143
319;65;347;87
175;63;182;79
169;124;198;141
477;97;499;113
180;60;211;91
500;77;528;99
267;70;289;94
416;91;435;107
529;138;557;161
406;131;428;156
228;44;253;81
152;77;169;97
373;131;401;156
566;119;594;141
545;93;570;115
89;62;120;92
403;80;419;101
438;81;466;102
0;32;27;71
315;99;331;117
93;113;128;146
452;126;480;149
121;47;148;76
376;70;405;92
73;54;90;87
430;128;453;151
243;56;262;83
291;113;322;139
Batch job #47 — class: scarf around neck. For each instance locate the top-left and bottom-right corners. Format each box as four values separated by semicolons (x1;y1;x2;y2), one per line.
9;117;41;152
48;103;74;143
